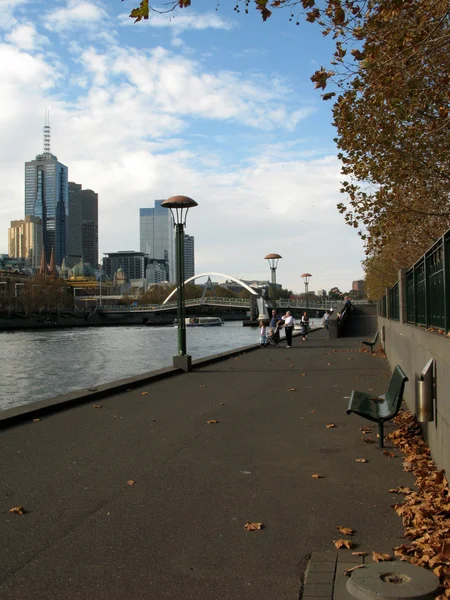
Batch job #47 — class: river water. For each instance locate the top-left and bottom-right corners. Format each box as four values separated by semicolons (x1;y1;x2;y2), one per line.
0;322;266;411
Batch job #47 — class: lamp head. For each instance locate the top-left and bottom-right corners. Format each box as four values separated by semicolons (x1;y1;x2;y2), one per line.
161;195;198;226
264;253;282;269
301;273;312;284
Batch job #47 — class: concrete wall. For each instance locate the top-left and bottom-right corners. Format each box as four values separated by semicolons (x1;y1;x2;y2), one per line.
378;316;450;474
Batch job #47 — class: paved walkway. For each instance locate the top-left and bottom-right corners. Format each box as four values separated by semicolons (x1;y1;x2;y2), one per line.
0;329;415;600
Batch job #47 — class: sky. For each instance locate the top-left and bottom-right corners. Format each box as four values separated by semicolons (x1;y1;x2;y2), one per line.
0;0;366;294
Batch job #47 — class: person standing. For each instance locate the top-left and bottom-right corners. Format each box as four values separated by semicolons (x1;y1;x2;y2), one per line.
280;310;295;348
323;310;330;330
269;309;281;328
301;311;310;340
259;320;267;347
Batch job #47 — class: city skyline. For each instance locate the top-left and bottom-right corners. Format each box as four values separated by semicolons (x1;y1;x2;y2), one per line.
0;0;366;294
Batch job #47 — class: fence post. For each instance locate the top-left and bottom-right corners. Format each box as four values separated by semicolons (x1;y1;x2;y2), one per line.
398;269;407;324
385;288;390;319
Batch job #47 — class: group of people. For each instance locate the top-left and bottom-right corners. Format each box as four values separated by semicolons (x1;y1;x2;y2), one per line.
259;309;333;348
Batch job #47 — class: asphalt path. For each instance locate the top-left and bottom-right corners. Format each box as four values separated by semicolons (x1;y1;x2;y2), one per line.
0;329;415;600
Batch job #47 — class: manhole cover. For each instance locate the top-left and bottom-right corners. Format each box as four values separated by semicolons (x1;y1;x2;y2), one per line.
346;561;440;600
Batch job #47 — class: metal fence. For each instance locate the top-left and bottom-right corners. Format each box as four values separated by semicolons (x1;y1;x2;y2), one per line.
380;227;450;333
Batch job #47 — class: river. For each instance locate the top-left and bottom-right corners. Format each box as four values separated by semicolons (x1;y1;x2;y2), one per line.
0;322;265;411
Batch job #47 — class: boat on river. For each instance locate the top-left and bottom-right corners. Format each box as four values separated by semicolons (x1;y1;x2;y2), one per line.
184;317;224;327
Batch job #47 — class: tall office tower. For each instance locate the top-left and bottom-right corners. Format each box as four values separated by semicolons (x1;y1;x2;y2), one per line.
184;234;195;280
103;251;146;281
140;201;175;283
68;182;99;268
25;114;68;267
8;216;43;270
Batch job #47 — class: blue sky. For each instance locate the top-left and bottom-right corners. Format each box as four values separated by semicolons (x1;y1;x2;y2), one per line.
0;0;365;293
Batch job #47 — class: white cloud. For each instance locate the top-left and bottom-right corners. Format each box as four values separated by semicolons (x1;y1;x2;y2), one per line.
0;0;28;30
44;0;107;32
5;22;49;50
118;10;234;33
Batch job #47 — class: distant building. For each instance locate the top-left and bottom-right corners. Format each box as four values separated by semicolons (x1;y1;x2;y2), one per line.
103;251;146;281
352;280;365;292
184;234;195;280
140;201;175;283
25;116;68;266
8;216;43;270
67;182;99;269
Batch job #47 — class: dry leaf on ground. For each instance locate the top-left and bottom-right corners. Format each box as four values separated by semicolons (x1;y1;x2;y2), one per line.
355;458;368;463
199;385;205;388
352;551;367;556
9;506;25;515
334;539;353;549
360;427;372;433
363;437;375;443
207;420;219;424
312;474;324;479
244;522;263;531
127;480;135;486
337;526;355;535
33;418;41;422
93;404;102;408
287;388;297;392
344;565;365;576
372;551;392;562
141;392;149;396
326;423;336;428
383;451;396;458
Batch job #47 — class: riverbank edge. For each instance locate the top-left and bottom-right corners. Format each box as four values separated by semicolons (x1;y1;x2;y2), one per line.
0;328;319;430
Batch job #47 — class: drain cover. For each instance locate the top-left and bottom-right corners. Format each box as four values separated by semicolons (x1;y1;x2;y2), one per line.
346;561;441;600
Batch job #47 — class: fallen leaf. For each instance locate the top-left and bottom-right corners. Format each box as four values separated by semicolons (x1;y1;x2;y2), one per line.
355;458;368;463
287;388;297;392
93;404;102;408
327;362;332;366
363;437;375;443
312;474;324;479
33;418;41;422
127;480;135;486
388;486;412;494
9;506;25;515
383;451;396;458
334;539;353;549
326;423;336;428
352;551;368;556
141;392;149;396
360;427;373;433
337;526;355;535
199;385;206;388
207;420;219;424
372;551;392;562
344;565;365;576
220;402;226;406
244;522;263;531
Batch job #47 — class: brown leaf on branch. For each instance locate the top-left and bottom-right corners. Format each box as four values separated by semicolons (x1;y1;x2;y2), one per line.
244;522;264;531
334;539;353;549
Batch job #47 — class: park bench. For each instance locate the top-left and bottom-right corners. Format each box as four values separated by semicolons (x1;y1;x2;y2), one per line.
346;365;408;448
361;331;379;354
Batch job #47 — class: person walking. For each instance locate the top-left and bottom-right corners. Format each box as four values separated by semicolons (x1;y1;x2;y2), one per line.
301;311;310;340
259;320;267;347
280;310;295;348
323;310;330;330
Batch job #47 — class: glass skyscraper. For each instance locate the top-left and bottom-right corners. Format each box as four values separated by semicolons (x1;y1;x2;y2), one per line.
140;201;176;283
25;127;68;267
184;234;195;280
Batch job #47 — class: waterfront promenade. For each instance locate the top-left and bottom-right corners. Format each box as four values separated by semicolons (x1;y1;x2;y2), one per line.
0;328;415;600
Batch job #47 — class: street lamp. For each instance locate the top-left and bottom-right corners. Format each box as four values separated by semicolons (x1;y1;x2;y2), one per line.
301;273;312;310
161;195;198;372
264;253;282;302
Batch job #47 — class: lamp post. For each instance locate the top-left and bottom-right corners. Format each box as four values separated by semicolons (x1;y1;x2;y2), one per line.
264;253;282;302
161;195;198;372
301;273;312;310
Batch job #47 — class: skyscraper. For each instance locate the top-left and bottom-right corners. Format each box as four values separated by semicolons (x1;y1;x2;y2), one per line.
140;201;175;283
8;216;43;270
184;234;195;280
68;182;99;268
25;114;68;267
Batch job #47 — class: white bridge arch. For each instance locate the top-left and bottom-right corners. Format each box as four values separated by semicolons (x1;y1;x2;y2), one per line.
162;272;260;304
